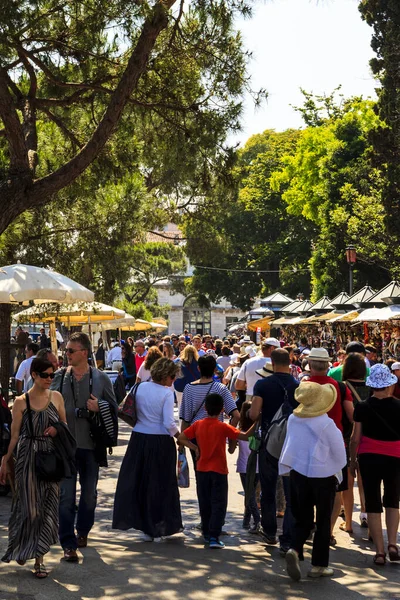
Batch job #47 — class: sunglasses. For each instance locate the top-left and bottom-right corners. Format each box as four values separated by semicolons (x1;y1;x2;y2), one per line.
66;347;84;354
38;372;56;379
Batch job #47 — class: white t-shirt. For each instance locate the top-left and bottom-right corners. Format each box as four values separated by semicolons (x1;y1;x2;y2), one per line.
216;355;231;371
236;356;271;396
137;362;152;382
15;356;35;391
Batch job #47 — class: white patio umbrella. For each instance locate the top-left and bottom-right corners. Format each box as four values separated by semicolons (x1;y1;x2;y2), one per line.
352;307;386;322
0;264;94;305
15;302;124;324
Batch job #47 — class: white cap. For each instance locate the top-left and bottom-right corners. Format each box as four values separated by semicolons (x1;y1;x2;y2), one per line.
391;362;400;371
262;337;280;348
301;348;311;356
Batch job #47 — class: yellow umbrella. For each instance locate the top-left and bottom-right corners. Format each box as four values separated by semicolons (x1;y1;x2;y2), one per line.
15;302;125;324
247;316;273;332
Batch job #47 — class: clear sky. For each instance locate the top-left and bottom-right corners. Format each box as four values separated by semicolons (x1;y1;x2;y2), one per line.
233;0;378;144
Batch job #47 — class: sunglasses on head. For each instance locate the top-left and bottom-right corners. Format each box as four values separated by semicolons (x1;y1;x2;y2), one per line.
38;372;56;379
66;347;83;354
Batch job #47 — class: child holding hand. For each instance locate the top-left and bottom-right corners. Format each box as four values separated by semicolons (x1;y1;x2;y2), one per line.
178;393;255;549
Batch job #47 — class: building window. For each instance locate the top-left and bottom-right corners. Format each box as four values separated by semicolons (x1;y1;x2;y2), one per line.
183;296;211;335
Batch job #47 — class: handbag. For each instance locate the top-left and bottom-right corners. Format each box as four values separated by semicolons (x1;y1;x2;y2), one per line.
25;393;64;482
177;449;190;488
118;382;141;427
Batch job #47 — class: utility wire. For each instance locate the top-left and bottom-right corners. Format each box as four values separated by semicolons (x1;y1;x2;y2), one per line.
192;265;311;274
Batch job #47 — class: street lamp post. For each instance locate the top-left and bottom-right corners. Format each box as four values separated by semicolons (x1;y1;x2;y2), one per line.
345;245;357;296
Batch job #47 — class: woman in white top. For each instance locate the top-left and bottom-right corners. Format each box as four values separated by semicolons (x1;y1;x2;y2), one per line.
113;358;182;541
136;346;163;383
279;382;346;582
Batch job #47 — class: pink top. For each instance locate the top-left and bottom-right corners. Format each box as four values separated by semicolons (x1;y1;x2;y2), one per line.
358;435;400;459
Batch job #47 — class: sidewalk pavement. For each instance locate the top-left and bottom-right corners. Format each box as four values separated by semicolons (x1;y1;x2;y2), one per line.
0;420;399;600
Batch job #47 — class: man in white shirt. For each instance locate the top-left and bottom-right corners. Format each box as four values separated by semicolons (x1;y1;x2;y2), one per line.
106;342;122;369
15;342;39;393
235;338;280;400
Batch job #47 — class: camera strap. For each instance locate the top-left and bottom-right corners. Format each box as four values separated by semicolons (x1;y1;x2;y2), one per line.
70;366;93;407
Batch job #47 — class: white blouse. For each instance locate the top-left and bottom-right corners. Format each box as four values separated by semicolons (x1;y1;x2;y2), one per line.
133;382;178;437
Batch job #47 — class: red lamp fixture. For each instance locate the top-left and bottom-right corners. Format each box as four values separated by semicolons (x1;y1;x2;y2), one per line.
346;245;357;264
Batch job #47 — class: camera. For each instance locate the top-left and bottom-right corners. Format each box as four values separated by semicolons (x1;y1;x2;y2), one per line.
75;408;91;419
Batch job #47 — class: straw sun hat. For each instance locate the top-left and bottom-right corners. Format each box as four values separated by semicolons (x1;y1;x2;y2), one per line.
293;382;337;418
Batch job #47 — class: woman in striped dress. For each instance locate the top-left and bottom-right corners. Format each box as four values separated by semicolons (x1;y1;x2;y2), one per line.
0;357;66;578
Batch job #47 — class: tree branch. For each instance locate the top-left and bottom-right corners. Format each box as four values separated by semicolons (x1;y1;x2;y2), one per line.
30;0;176;203
41;107;83;149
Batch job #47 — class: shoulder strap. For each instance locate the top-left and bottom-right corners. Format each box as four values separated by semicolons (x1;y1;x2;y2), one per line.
338;381;347;402
191;382;215;422
25;392;34;439
345;381;362;404
58;366;68;392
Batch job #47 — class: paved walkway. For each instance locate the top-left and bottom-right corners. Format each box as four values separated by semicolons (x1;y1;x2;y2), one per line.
0;420;399;600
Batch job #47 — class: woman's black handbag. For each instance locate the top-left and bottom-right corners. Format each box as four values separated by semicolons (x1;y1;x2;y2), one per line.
25;392;65;482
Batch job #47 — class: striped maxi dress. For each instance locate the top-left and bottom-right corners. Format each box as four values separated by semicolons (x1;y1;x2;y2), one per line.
1;402;60;563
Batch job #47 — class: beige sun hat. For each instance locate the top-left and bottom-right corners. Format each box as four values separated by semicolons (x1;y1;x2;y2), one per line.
308;347;330;361
293;382;337;418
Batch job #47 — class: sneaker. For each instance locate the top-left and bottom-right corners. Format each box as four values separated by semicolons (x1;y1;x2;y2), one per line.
249;523;260;534
286;549;301;581
360;513;368;528
260;531;278;545
153;537;166;543
308;566;334;578
141;534;154;542
279;546;290;556
209;537;225;549
77;535;87;548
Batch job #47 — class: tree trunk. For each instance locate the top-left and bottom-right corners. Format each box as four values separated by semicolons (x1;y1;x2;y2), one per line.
0;305;12;402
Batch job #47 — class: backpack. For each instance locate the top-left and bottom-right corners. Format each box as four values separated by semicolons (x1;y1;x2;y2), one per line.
264;379;293;459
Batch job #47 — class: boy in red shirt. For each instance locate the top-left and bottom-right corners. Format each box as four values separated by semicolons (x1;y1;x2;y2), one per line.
178;393;254;549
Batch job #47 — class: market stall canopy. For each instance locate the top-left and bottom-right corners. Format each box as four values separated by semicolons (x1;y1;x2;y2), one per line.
326;292;350;311
307;296;332;314
352;307;386;322
299;311;341;324
374;305;400;321
247;316;274;332
280;300;303;315
342;285;376;309
0;264;94;305
271;316;304;326
260;292;294;311
228;322;246;333
15;302;124;324
295;300;314;314
247;307;274;320
363;281;400;308
327;310;360;323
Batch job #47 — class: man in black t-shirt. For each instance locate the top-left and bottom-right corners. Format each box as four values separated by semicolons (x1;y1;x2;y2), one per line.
249;349;298;554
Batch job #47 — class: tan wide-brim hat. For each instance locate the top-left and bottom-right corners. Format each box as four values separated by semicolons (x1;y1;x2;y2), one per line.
293;382;337;418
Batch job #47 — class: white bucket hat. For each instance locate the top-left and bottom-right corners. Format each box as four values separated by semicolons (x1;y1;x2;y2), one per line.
308;348;330;361
366;363;397;389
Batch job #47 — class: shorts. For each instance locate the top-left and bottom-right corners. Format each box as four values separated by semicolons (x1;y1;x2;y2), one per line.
358;453;400;513
337;465;348;492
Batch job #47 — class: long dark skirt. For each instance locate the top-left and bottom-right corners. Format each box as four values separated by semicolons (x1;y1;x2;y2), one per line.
112;432;182;538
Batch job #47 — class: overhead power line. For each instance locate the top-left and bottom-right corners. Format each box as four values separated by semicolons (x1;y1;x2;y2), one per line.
192;265;311;274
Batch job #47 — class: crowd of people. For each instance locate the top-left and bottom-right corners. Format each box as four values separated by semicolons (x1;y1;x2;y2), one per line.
0;329;399;583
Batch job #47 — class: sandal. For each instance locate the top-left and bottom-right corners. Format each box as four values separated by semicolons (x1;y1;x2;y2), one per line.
339;522;353;534
33;563;48;579
388;545;400;562
373;553;386;566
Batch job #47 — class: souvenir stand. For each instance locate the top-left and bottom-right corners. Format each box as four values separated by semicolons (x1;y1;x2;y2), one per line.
270;299;313;343
352;281;400;359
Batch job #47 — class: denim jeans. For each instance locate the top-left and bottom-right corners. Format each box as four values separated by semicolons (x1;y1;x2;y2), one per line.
59;448;99;550
259;447;292;546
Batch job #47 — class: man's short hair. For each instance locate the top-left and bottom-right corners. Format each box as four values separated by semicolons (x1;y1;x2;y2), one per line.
271;348;290;367
69;332;91;353
221;346;231;356
205;393;224;416
365;344;377;354
26;342;39;355
308;359;328;372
